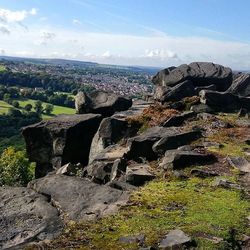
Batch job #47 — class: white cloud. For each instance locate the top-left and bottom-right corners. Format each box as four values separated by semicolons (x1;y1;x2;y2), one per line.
0;48;6;55
73;19;82;25
0;26;10;35
101;51;112;58
144;49;178;60
0;8;37;23
1;24;250;69
35;31;56;45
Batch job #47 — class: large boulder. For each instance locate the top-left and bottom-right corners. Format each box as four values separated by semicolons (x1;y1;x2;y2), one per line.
153;62;232;91
162;111;196;127
75;91;132;117
22;114;102;178
85;144;128;184
89;117;131;164
227;73;250;97
160;150;216;170
0;187;63;250
152;130;202;155
126;164;155;186
28;174;129;221
200;90;250;112
154;80;196;102
127;127;180;161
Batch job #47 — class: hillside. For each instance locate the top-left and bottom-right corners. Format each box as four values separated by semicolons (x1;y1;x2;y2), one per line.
0;62;250;250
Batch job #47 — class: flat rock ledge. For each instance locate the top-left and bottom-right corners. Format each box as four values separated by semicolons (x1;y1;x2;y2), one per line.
0;186;63;250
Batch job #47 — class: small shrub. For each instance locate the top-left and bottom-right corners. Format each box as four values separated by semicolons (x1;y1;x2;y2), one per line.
0;147;35;186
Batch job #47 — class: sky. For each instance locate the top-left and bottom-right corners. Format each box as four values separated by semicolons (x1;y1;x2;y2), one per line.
0;0;250;69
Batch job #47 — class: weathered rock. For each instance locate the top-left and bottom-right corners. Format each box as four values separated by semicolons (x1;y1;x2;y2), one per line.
89;117;131;164
154;80;196;102
191;169;218;178
227;157;250;173
56;162;82;176
108;180;137;191
172;170;189;180
213;178;242;190
197;112;214;120
119;234;145;245
195;84;217;93
159;229;195;249
152;130;202;155
127;127;180;161
126;164;155;186
160;150;216;170
0;187;63;250
227;73;250;97
238;108;248;117
153;62;232;91
162;111;196;127
200;90;250;111
28;174;129;221
75;91;132;116
22;114;102;178
190;103;214;113
86;145;128;184
152;66;176;86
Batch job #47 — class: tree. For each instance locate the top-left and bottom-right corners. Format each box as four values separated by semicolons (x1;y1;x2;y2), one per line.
7;107;22;117
44;104;54;115
0;147;34;186
3;93;11;103
34;100;43;114
24;103;33;112
12;100;20;108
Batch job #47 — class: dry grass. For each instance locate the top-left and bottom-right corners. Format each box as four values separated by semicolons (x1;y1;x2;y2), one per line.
127;104;180;132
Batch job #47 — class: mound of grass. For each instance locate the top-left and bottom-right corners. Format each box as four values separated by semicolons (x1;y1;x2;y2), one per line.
49;177;250;250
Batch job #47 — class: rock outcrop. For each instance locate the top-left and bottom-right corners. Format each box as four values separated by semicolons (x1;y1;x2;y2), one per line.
200;90;250;112
154;80;196;102
0;187;63;250
75;91;132;116
22;114;102;178
3;61;249;249
153;62;232;91
227;73;250;97
28;174;129;221
89;116;131;164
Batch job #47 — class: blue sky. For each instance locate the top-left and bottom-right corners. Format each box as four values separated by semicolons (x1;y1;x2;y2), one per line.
1;0;250;69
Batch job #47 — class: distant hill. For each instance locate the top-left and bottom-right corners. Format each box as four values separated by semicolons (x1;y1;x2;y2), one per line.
0;55;161;74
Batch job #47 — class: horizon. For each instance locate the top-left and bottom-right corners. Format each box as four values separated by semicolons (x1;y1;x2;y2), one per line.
1;1;250;70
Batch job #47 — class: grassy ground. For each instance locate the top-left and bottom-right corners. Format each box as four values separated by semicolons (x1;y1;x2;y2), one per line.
0;100;13;114
0;98;75;119
0;65;6;72
48;176;249;250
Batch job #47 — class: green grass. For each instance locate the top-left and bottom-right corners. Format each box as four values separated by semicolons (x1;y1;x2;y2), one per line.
0;99;75;119
17;98;75;119
49;177;250;250
0;100;13;114
0;65;6;72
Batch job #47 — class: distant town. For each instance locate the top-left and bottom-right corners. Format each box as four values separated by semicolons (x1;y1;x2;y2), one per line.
0;57;156;97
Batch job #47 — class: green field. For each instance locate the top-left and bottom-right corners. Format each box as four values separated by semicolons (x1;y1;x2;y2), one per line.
0;65;6;72
0;99;75;119
0;100;13;114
